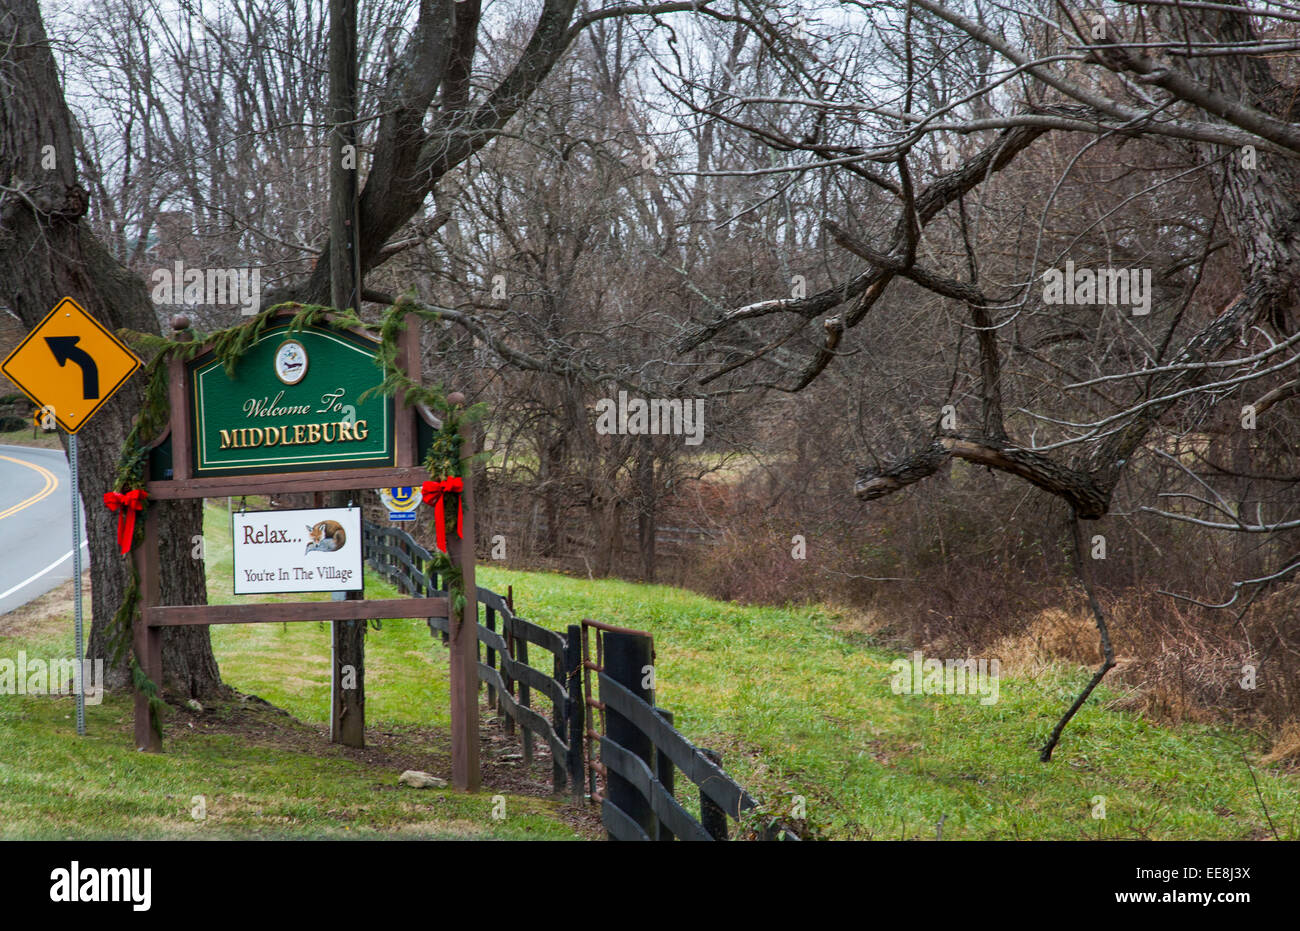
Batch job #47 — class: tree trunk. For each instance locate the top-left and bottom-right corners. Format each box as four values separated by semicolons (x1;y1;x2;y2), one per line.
636;436;656;582
331;615;366;747
540;434;564;557
0;0;221;697
325;0;366;748
599;498;623;577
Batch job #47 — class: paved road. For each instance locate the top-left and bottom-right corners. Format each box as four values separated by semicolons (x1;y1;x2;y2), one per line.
0;444;88;617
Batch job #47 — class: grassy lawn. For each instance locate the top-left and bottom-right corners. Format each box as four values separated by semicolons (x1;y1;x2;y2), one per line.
0;502;589;840
0;687;579;839
0;426;61;449
2;499;1297;840
205;503;1300;839
466;566;1300;840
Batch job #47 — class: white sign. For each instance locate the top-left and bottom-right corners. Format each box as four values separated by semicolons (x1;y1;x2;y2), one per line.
232;506;363;595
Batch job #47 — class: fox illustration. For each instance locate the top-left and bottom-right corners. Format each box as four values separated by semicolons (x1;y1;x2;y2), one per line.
305;520;346;554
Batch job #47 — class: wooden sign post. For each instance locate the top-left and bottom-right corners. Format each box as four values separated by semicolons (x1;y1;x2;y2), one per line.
446;392;480;793
130;308;481;790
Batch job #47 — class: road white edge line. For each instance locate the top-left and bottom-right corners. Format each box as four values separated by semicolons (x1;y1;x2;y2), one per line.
0;539;90;602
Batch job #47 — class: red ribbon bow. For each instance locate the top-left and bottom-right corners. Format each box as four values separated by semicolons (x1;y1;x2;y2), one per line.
421;478;464;553
103;489;148;555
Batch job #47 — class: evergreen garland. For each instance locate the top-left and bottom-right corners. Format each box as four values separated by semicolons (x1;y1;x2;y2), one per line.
360;295;488;616
105;299;484;735
105;562;140;665
112;302;366;495
131;657;166;741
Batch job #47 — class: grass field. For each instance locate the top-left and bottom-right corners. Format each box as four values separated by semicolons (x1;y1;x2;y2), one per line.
1;500;1297;839
0;426;61;449
0;503;589;840
461;568;1300;840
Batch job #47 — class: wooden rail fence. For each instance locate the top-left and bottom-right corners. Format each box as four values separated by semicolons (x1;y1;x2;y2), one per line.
582;620;799;841
364;521;796;839
363;520;583;796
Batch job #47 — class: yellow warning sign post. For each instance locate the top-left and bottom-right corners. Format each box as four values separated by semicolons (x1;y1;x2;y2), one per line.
0;296;142;433
0;297;142;739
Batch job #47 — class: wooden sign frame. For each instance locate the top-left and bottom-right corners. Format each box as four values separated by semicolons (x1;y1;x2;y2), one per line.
131;307;481;792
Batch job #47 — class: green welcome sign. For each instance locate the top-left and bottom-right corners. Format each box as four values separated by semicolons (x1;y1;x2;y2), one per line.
189;324;394;476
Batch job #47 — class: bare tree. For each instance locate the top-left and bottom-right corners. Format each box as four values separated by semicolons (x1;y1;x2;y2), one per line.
2;0;717;695
654;0;1300;756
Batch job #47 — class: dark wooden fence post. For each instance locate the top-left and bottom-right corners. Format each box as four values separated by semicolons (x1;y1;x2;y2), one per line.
485;605;497;710
700;748;728;840
565;625;585;799
552;650;566;793
655;708;676;841
517;636;533;766
501;594;515;737
603;629;655;840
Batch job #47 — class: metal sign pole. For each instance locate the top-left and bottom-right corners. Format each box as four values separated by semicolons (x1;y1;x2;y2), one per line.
1;297;145;740
69;432;86;736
